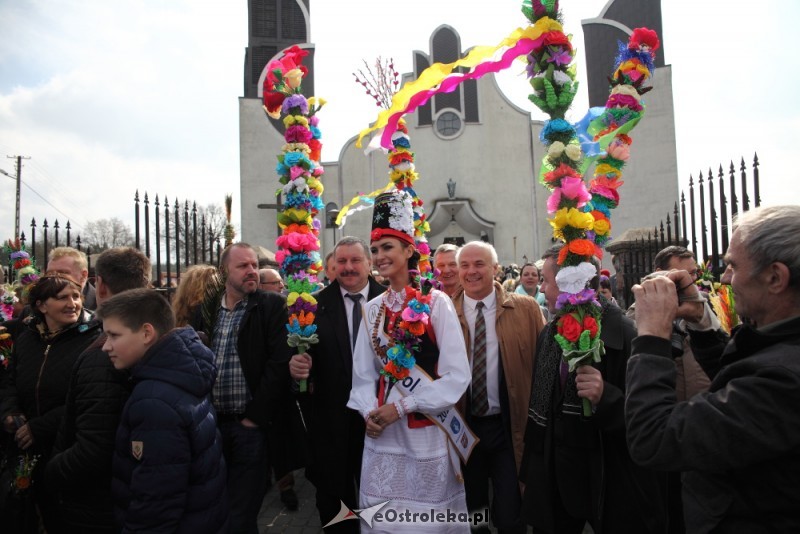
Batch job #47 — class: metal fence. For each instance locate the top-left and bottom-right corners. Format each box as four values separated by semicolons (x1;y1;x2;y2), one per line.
3;191;223;286
609;153;760;307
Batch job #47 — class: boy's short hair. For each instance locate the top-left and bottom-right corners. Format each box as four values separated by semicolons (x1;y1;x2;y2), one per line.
97;288;175;336
95;247;152;294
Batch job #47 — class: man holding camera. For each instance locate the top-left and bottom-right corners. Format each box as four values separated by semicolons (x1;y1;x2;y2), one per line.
626;246;718;401
625;205;800;532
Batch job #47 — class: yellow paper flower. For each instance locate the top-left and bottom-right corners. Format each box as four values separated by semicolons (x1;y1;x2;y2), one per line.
550;208;569;230
595;163;621;178
286;292;317;306
567;208;594;231
285;68;304;90
593;218;611;236
550;208;593;232
306;177;324;193
308;97;327;108
284;208;312;225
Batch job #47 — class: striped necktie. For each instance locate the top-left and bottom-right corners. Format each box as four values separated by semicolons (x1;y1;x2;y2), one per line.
471;301;489;416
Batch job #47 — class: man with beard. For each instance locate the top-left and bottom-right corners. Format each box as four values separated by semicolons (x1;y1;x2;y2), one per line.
289;236;386;532
192;242;294;534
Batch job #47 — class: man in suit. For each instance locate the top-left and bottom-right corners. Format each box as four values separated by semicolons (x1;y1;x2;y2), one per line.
289;236;386;532
453;241;546;534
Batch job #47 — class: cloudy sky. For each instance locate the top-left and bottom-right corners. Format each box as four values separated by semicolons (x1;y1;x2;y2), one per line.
1;0;797;246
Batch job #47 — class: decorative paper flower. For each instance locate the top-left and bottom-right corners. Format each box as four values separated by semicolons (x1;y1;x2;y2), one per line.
629;27;660;53
606;142;630;161
592;216;611;236
557;313;582;343
582;316;599;338
543;163;581;187
547;141;566;158
568;239;597;258
559;176;592;207
285;125;313;144
555;288;599;310
549;207;594;232
556;262;597;294
564;144;582;161
540;118;575;143
284;68;304;90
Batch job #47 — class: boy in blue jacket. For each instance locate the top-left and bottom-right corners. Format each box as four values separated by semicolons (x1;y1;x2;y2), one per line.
97;288;228;533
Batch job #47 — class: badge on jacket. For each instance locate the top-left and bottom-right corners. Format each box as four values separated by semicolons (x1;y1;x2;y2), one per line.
131;441;144;461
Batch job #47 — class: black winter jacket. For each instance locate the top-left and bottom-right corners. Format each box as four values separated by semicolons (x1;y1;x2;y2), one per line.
0;313;101;457
521;304;668;534
112;327;228;534
45;334;131;529
626;315;800;533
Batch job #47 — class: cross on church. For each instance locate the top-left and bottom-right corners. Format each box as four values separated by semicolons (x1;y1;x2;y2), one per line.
257;193;284;235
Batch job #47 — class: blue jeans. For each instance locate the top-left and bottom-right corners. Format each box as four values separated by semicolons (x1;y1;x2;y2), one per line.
218;420;268;534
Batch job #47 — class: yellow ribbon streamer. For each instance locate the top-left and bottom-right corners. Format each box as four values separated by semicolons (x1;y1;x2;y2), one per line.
355;18;563;147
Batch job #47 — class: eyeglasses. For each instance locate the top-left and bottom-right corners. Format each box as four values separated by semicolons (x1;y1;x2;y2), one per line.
261;280;284;287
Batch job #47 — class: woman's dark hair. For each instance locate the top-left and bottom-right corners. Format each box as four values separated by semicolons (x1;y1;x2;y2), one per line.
407;248;421;286
520;262;539;277
599;275;612;290
28;274;82;317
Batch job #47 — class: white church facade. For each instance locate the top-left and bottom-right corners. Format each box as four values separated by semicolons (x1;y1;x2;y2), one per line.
239;0;679;267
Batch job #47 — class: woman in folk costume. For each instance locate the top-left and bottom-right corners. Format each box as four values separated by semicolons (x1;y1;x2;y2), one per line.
347;190;472;533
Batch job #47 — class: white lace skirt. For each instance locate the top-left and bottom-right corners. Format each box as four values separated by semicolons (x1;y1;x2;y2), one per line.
359;418;470;533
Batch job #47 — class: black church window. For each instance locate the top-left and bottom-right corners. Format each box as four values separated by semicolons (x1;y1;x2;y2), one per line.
251;0;277;38
435;111;462;138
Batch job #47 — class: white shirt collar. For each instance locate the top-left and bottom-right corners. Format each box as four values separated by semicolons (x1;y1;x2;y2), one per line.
339;282;369;301
463;288;496;311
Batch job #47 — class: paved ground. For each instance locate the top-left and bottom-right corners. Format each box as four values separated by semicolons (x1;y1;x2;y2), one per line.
257;470;322;533
256;470;594;533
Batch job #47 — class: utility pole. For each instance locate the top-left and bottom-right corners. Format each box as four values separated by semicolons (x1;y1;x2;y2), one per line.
7;155;30;239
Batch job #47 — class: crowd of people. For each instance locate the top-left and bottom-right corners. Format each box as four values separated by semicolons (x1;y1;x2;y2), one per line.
0;201;798;534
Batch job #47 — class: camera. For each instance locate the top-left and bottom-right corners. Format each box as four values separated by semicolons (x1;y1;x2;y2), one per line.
670;324;687;358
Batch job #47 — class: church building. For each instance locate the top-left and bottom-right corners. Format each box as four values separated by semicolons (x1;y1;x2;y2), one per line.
239;0;678;266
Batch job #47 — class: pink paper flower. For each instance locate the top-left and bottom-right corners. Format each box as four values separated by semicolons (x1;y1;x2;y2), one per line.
547;189;562;214
606;142;630;161
560;176;592;207
285;125;313;144
401;307;424;322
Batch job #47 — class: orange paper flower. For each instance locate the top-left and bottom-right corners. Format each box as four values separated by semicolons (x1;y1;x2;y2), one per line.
568;239;596;258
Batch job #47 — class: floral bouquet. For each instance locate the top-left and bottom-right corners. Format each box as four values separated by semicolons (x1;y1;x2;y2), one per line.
380;272;437;403
1;283;17;323
696;260;739;335
0;325;12;369
4;239;40;291
524;0;658;415
10;452;41;496
264;45;326;392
